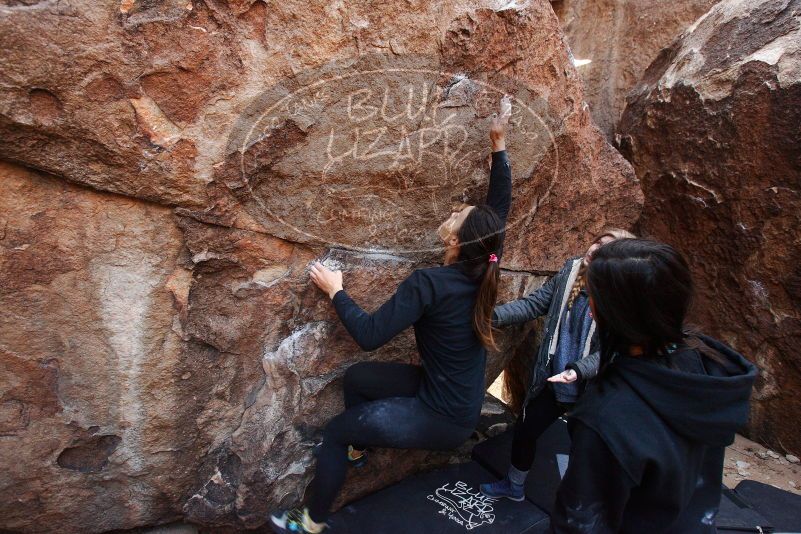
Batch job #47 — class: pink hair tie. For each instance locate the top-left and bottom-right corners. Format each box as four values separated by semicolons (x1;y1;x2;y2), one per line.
488;253;498;263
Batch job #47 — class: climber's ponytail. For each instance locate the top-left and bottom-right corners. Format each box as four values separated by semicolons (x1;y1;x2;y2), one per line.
457;204;503;351
474;257;500;350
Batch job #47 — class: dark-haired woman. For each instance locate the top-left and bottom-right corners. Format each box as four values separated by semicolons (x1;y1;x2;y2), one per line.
481;228;633;502
270;110;512;534
551;239;756;533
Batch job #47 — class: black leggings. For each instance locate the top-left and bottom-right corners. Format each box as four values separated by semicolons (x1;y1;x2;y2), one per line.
511;386;569;471
307;362;473;522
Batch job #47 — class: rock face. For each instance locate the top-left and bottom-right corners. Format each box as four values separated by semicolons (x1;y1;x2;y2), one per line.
619;0;801;456
0;0;642;531
0;163;189;531
551;0;718;139
0;161;538;533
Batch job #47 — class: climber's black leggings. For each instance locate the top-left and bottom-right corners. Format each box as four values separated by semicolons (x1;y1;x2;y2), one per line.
510;386;570;471
307;362;473;522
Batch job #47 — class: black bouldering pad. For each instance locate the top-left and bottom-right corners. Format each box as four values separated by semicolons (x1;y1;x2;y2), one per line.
327;461;549;533
471;418;571;514
734;480;801;532
717;485;773;533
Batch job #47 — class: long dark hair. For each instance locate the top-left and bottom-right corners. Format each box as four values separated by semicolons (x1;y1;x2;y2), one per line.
457;204;503;351
586;239;694;370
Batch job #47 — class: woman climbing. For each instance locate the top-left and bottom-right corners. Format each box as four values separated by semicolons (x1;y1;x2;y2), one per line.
551;239;756;532
480;228;635;502
270;99;513;534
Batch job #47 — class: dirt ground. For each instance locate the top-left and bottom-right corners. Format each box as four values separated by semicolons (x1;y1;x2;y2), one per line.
724;433;801;495
488;373;801;496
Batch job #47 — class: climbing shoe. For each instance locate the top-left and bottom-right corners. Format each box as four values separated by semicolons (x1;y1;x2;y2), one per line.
347;445;368;468
269;507;326;533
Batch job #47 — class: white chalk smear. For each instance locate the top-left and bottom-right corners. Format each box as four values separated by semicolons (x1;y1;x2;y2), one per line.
500;94;512;120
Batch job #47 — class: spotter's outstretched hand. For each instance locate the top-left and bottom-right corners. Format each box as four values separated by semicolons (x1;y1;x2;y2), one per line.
547;369;578;384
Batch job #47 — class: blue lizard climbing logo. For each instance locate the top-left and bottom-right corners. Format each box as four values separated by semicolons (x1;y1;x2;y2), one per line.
222;53;556;257
427;480;497;530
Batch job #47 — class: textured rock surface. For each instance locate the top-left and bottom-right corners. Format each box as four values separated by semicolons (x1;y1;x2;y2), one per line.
619;0;801;456
0;161;538;532
0;0;641;272
0;162;188;531
551;0;718;139
0;0;641;531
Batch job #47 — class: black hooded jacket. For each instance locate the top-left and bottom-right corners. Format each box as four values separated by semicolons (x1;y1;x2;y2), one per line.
551;335;757;533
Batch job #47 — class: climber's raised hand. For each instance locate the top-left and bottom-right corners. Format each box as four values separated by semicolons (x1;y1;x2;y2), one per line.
490;94;511;152
310;261;344;299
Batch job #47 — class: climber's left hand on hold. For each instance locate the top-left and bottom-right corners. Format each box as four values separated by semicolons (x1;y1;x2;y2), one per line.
310;261;344;299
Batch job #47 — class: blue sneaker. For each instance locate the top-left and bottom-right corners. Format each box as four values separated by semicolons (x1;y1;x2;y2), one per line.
480;477;525;502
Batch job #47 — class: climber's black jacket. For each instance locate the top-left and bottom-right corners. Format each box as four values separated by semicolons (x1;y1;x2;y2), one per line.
331;150;511;428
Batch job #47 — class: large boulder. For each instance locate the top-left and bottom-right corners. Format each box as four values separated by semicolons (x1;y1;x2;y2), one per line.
619;0;801;456
0;0;642;531
0;160;538;532
0;0;642;272
551;0;719;139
